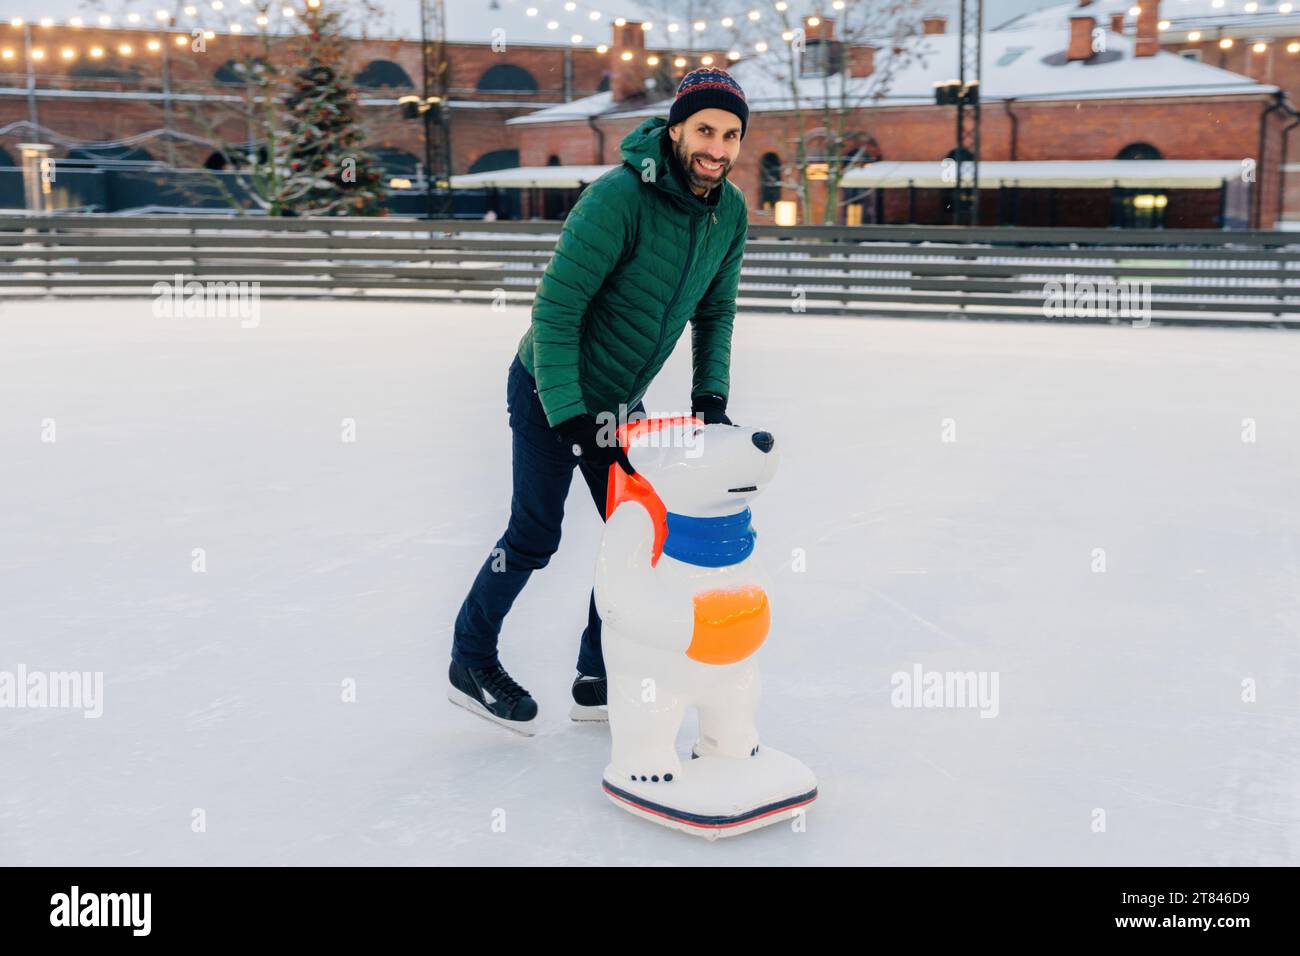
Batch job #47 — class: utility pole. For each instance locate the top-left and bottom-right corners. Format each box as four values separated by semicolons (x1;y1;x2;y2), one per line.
419;0;436;219
23;22;38;133
412;0;454;218
955;0;982;226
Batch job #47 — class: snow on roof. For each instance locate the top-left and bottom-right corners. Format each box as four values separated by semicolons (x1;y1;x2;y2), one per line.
790;28;1268;103
997;0;1300;36
506;91;616;125
997;1;1099;31
451;164;616;188
446;157;1242;188
591;27;1274;123
840;158;1246;187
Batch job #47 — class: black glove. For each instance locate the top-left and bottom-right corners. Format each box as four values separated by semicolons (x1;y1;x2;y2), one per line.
691;393;732;426
555;413;636;476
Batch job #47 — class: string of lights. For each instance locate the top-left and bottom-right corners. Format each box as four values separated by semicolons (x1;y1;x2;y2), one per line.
5;0;1300;64
0;5;839;67
518;0;846;44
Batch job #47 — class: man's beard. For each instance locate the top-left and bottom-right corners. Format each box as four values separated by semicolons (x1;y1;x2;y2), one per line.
674;139;730;193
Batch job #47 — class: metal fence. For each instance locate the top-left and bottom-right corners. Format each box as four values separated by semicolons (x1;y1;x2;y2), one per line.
3;214;1298;328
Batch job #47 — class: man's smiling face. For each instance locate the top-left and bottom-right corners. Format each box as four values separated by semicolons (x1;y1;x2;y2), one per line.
668;107;743;198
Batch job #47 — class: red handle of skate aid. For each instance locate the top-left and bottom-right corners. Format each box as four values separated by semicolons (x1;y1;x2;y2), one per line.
603;415;702;567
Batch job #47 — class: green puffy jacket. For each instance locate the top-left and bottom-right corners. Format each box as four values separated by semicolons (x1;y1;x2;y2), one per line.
516;115;749;428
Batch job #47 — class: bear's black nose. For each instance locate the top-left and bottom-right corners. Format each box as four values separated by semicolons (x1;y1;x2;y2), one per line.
752;431;775;454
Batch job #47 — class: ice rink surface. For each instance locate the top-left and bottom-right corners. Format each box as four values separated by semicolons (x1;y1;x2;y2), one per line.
1;297;1297;865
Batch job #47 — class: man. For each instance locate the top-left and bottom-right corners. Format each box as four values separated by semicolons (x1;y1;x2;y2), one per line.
449;68;751;734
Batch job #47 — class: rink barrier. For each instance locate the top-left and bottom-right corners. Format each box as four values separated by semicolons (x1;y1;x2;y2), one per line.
2;215;1298;327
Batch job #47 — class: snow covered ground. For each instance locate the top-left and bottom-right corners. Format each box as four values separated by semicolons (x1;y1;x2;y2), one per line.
1;297;1297;866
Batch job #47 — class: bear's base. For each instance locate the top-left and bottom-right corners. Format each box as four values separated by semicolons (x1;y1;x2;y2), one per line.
602;747;817;840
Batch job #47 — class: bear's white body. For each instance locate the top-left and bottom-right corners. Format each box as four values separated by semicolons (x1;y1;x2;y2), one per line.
594;418;817;839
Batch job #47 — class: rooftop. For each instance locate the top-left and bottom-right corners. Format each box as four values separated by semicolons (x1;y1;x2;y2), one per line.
508;23;1274;131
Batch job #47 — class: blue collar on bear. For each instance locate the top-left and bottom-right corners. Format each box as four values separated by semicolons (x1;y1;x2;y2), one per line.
662;508;756;568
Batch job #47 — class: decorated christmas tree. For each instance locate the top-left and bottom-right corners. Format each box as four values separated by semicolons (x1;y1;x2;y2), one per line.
274;1;387;216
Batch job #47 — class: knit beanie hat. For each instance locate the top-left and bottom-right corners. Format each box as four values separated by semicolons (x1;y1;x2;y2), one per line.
667;68;749;140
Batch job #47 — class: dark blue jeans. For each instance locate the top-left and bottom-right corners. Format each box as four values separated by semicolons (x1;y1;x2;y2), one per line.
451;355;644;679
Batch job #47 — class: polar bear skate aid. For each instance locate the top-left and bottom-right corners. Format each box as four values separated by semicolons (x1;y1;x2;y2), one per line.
593;416;817;839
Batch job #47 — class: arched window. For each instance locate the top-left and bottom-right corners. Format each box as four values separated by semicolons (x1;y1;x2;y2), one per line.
476;64;539;93
596;74;610;93
844;133;882;166
65;145;154;164
1116;142;1162;160
373;148;421;175
0;146;13;167
945;146;974;163
469;149;520;173
356;60;415;89
544;156;565;218
70;58;140;81
213;58;271;85
759;152;782;210
1113;144;1166;228
203;143;269;170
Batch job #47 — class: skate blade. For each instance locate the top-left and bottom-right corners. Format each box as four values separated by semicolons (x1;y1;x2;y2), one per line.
447;686;537;737
569;702;608;722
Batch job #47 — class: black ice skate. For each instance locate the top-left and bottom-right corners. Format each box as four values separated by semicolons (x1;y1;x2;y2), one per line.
448;661;538;736
570;673;608;722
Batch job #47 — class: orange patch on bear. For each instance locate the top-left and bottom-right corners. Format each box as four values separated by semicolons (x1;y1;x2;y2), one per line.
686;586;770;664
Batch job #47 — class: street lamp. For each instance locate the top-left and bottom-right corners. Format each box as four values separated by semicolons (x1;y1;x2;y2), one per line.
933;78;980;224
932;79;978;106
399;92;446;219
406;0;453;220
400;93;442;121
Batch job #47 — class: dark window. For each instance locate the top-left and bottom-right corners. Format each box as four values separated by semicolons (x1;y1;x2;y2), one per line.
801;39;834;76
544;156;565;218
65;146;154;165
596;74;610;93
373;148;421;176
1116;142;1162;160
843;133;882;167
469;149;520;173
213;58;272;85
69;58;141;81
997;46;1031;67
759;152;782;209
356;60;415;89
1113;189;1168;228
476;64;539;93
203;143;269;171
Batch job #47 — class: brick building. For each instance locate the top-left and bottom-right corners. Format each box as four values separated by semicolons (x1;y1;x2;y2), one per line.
0;10;615;182
500;11;1282;227
0;3;1292;226
1005;0;1300;226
